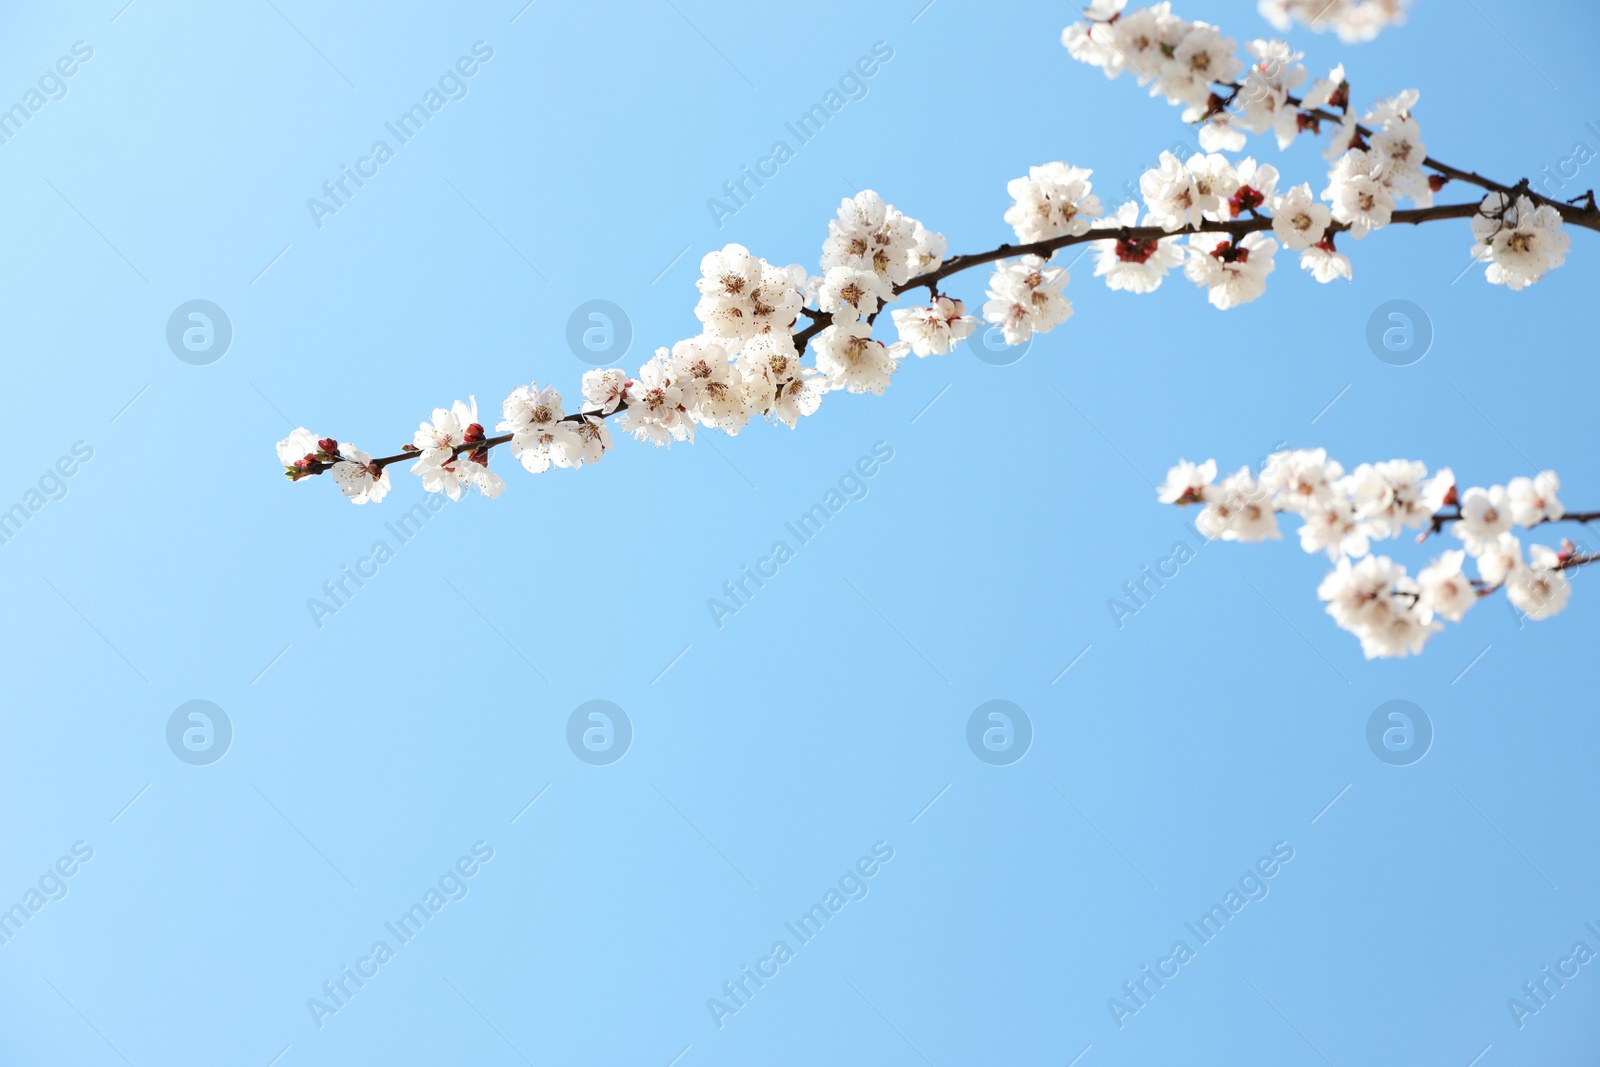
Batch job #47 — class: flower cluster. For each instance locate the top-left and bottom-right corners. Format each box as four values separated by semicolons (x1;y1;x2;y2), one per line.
982;257;1074;344
1160;454;1590;658
1470;192;1572;291
275;191;963;499
276;428;390;504
1004;162;1104;243
1064;2;1242;110
1062;2;1579;293
279;1;1591;535
1257;0;1408;43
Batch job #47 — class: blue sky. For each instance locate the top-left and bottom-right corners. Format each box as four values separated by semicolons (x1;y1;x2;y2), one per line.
2;1;1599;1064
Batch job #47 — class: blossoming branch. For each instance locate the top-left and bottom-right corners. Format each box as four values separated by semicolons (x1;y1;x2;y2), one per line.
1160;454;1597;658
275;0;1597;509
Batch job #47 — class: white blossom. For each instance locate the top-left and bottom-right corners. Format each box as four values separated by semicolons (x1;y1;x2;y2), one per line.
1183;232;1276;309
581;368;628;415
737;333;826;429
1091;201;1185;293
1257;0;1409;43
1324;150;1394;238
1300;64;1346;111
1234;39;1307;149
890;296;978;356
621;352;694;447
817;265;890;323
276;428;321;471
670;339;751;433
1474;532;1523;588
694;244;804;345
1162;450;1584;657
812;320;904;396
1299;239;1351;282
1417;550;1476;622
1197;467;1279;542
1317;554;1439;659
331;445;390;504
822;190;924;288
1507;471;1564;526
982;257;1072;344
1453;485;1513;555
411;398;484;500
555;414;612;468
499;384;571;474
1470;192;1571;290
1506;545;1572;620
1270;182;1331;250
1004;162;1104;243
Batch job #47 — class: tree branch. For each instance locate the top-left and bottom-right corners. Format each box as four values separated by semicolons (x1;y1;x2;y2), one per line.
1425;507;1600;537
297;199;1539;479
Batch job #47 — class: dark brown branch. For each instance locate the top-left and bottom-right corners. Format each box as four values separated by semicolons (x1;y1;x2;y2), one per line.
792;201;1485;357
294;199;1522;480
1425;507;1600;537
1211;79;1600;233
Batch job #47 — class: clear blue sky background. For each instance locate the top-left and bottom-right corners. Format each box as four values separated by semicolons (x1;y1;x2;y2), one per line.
2;1;1598;1064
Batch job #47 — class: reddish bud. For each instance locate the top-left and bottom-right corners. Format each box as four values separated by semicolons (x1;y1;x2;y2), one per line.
1428;174;1450;192
1329;82;1349;110
463;422;485;443
1296;112;1321;134
1443;485;1458;507
1229;185;1265;217
317;437;339;455
1115;236;1159;263
1211;241;1248;264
